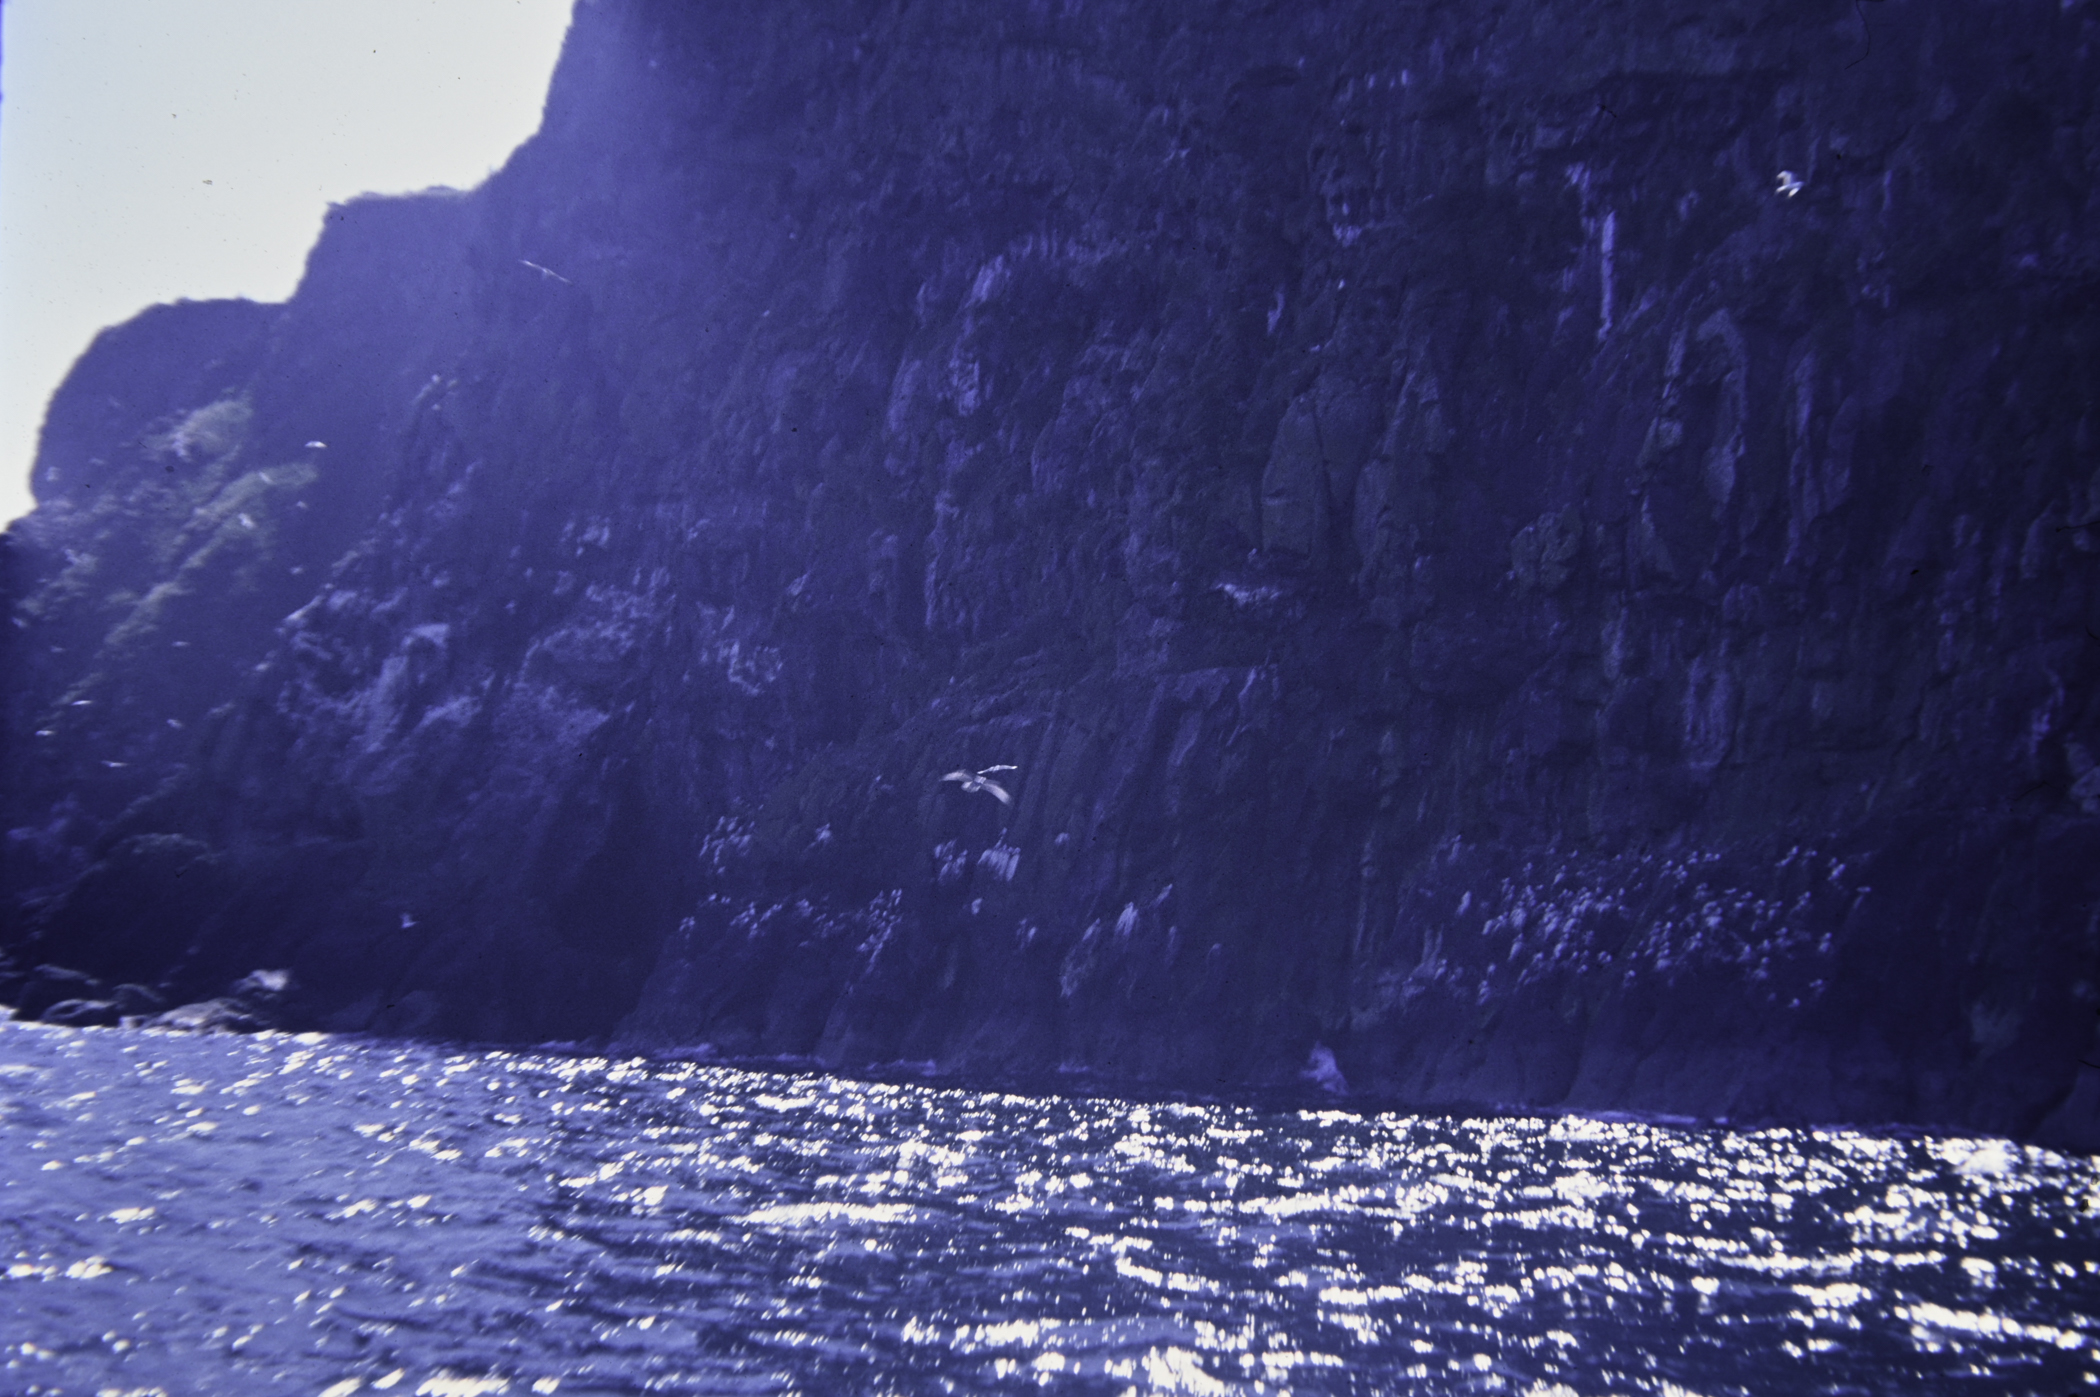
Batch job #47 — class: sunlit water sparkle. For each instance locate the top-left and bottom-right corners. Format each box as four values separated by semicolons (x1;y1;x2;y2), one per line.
2;1020;2095;1395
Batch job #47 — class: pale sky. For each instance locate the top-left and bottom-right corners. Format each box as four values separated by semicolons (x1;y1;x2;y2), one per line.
0;0;576;525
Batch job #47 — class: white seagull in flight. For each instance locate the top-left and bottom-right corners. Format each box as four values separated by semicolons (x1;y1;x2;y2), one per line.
942;765;1018;806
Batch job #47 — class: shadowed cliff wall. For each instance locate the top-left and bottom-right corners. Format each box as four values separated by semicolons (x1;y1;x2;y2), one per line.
5;0;2098;1144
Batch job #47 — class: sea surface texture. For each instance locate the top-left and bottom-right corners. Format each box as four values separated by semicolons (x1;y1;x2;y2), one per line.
3;1022;2094;1396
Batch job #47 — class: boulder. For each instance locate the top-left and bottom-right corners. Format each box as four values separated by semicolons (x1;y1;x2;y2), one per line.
112;983;166;1016
145;969;295;1034
39;998;123;1028
16;966;109;1020
147;998;267;1034
229;968;293;1005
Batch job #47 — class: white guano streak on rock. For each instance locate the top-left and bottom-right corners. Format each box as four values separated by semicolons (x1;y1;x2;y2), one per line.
1598;209;1616;343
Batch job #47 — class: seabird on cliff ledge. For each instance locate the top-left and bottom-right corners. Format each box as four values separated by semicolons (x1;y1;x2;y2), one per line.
942;765;1018;806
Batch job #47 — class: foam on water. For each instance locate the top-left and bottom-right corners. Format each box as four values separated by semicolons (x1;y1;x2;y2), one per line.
1;1020;2095;1395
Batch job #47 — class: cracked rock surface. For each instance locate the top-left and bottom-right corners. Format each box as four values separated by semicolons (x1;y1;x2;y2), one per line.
4;0;2098;1145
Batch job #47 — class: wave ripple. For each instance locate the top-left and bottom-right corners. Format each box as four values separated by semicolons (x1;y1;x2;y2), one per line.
2;1022;2095;1394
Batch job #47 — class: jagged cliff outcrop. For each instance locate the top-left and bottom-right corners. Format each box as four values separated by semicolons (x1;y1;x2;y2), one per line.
5;0;2098;1143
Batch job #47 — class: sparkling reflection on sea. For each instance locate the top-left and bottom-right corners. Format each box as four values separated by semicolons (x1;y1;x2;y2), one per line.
1;1021;2095;1396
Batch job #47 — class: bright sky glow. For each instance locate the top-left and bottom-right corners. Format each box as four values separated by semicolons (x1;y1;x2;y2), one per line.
0;0;576;524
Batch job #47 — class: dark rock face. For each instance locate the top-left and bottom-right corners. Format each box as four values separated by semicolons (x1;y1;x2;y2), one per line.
5;0;2098;1142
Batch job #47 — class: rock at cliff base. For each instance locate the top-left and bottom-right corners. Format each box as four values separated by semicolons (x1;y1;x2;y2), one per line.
39;998;123;1028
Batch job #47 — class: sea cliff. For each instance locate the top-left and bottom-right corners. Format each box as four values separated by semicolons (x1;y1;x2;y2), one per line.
6;0;2097;1145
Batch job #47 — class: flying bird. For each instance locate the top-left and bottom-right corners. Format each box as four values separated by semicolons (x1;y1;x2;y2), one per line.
1775;170;1805;198
521;258;573;285
941;765;1018;806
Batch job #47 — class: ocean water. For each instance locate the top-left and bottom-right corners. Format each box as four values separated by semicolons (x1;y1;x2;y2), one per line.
1;1020;2095;1397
